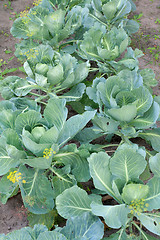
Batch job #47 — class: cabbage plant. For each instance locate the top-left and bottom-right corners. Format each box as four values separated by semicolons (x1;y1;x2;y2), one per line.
0;97;96;214
56;144;160;238
75;69;160;145
0;48;90;103
0;0;160;238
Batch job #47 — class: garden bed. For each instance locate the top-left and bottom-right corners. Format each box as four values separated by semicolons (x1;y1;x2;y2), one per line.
0;0;160;238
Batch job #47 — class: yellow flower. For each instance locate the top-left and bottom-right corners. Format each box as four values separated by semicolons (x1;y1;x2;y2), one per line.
43;148;56;159
20;10;29;18
7;171;26;184
24;48;39;60
129;198;149;215
33;0;42;6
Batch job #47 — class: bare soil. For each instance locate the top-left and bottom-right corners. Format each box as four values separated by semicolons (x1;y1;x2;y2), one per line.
0;0;160;237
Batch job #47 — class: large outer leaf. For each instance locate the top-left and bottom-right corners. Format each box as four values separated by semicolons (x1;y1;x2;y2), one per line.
57;110;96;147
91;203;130;229
149;152;160;176
28;210;57;230
130;102;159;129
0;145;22;176
44;98;67;131
2;129;23;150
11;17;37;39
15;110;43;134
54;147;90;182
60;83;86;102
22;129;51;157
52;166;77;198
137;213;160;236
6;224;48;239
88;152;121;203
0;170;19;204
110;149;147;183
11;97;41;112
139;128;160;152
132;86;153;115
0;110;19;132
145;177;160;211
5;228;33;240
56;186;92;219
37;231;67;240
122;184;149;204
108;104;137;122
60;212;104;240
19;165;54;214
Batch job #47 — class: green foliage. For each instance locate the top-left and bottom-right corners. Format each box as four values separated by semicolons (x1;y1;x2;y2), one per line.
0;0;160;239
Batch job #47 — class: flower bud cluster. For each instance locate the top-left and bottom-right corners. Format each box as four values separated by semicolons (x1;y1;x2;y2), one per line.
33;0;42;6
20;10;31;24
43;148;56;159
7;171;26;184
129;198;149;215
23;49;39;60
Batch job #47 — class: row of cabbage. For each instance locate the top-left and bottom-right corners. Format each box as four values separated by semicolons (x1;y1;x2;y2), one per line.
0;0;160;239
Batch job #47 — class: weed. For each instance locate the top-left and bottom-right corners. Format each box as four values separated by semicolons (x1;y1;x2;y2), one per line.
3;0;13;10
133;13;143;23
155;18;160;24
147;45;160;62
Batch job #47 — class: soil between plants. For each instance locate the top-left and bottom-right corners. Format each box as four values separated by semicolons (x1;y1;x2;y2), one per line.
0;0;160;237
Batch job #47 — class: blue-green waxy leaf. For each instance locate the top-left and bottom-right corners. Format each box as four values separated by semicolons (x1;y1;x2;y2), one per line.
44;9;65;35
149;152;160;176
55;150;90;182
137;213;160;236
19;165;54;214
122;184;149;204
50;164;76;197
130;102;159;129
139;128;160;152
108;103;137;122
91;203;130;229
10;17;38;39
15;110;43;134
60;212;104;240
140;68;158;88
145;177;160;211
0;109;20;132
2;129;23;150
5;224;48;239
56;186;92;219
4;228;33;240
58;110;96;147
110;149;147;183
88;152;120;203
44;98;67;131
11;97;41;112
37;231;67;240
61;83;86;102
0;170;19;204
33;44;55;63
22;129;51;157
132;86;153;115
0;144;25;176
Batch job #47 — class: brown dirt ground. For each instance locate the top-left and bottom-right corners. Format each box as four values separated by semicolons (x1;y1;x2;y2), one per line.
0;0;160;237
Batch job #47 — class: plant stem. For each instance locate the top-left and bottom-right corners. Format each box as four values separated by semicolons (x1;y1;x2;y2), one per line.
132;222;148;240
101;143;119;149
89;13;108;28
28;169;39;196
